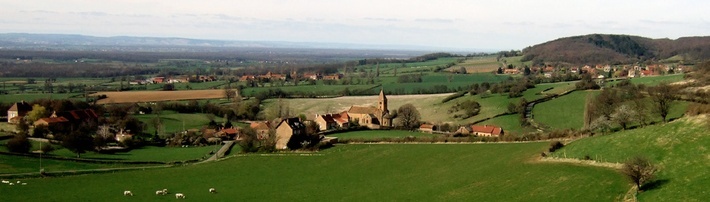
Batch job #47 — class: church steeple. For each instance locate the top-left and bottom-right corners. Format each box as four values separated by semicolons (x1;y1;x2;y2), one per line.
378;88;387;112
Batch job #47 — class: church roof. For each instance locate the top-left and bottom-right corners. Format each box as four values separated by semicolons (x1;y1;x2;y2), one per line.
347;106;381;115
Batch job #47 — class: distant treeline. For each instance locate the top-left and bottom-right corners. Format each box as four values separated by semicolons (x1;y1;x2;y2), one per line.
0;62;159;78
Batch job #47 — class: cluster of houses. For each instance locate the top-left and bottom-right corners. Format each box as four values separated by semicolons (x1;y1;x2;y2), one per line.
419;123;505;137
500;64;683;79
239;71;344;82
129;75;217;85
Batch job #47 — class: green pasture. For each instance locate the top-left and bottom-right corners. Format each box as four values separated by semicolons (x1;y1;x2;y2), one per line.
533;90;689;130
478;114;535;135
533;91;594;130
551;117;710;201
135;110;225;135
447;55;501;73
328;130;439;140
0;154;138;174
241;83;378;97
628;74;685;86
0;93;82;104
0;143;627;201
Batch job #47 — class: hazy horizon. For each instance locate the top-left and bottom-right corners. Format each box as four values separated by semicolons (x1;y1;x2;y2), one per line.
1;0;708;50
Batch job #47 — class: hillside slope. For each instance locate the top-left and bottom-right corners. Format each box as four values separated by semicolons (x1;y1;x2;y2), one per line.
551;115;710;201
522;34;710;65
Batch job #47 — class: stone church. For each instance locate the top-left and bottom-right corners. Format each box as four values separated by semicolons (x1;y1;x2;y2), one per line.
346;89;392;129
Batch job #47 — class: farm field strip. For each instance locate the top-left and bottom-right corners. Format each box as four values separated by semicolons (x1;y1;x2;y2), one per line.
0;143;627;201
92;89;226;104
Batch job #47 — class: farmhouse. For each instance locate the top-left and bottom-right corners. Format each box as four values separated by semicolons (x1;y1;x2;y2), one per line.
33;116;69;127
217;127;240;140
503;69;520;74
346;89;392;129
456;126;471;135
322;74;343;80
303;73;321;80
115;129;133;143
471;125;504;137
314;114;337;131
7;101;32;124
249;121;271;139
275;117;307;150
419;124;436;133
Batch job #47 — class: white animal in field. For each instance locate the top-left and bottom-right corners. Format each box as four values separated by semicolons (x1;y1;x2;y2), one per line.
175;193;185;199
21;183;27;185
16;181;20;184
155;190;166;195
209;188;217;193
8;183;14;186
1;180;9;183
124;191;133;196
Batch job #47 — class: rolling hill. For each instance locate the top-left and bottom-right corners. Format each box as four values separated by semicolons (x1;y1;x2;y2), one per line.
521;34;710;65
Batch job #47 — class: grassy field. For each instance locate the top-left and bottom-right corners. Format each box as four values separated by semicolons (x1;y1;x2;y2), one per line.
0;93;82;104
0;143;627;201
0;154;140;174
92;89;226;104
241;83;377;97
447;55;500;73
327;130;438;140
533;91;593;130
551;116;710;201
628;74;685;86
135;110;225;135
276;81;578;126
533;90;689;130
478;114;535;135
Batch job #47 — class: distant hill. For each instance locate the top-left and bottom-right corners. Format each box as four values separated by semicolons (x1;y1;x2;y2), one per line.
521;34;710;65
0;33;462;52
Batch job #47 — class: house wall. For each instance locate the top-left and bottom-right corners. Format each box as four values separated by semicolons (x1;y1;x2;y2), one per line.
7;111;18;123
275;124;293;150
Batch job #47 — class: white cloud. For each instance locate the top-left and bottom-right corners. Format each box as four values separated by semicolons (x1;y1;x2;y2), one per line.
0;0;708;50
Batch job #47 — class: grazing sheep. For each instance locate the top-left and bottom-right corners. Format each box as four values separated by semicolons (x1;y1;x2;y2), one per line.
9;183;14;186
124;191;133;196
16;181;21;184
1;180;9;184
175;193;185;199
163;189;168;194
155;190;165;195
209;188;217;193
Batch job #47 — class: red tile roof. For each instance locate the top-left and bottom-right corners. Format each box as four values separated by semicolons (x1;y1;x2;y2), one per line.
471;125;503;136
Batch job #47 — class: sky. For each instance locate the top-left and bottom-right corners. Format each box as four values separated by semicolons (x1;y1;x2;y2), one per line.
1;0;708;51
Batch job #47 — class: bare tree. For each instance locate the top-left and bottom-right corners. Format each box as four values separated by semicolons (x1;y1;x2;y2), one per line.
397;104;421;130
622;156;657;192
648;83;676;122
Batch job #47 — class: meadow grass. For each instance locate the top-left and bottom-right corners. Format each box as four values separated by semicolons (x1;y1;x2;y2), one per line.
550;116;710;201
533;90;689;130
0;93;81;104
533;91;593;130
0;143;627;201
135;110;225;135
0;154;139;174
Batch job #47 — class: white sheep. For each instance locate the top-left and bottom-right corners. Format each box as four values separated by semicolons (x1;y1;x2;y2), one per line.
9;183;14;186
175;193;185;199
124;191;133;196
16;181;20;183
163;188;168;194
1;180;9;184
209;188;217;193
155;190;165;195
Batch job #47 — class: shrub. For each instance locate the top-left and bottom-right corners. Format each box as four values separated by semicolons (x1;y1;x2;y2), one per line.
622;156;658;192
41;143;55;154
6;135;32;153
548;141;564;153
